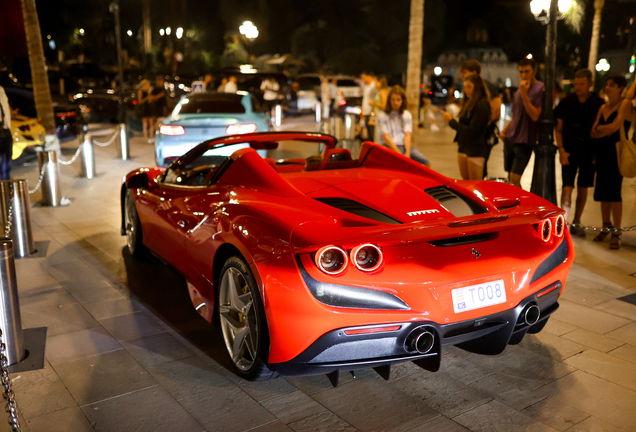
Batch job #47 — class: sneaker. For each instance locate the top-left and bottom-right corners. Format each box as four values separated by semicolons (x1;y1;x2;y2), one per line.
569;223;586;238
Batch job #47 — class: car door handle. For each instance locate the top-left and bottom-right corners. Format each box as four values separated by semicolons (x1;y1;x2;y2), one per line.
177;220;188;228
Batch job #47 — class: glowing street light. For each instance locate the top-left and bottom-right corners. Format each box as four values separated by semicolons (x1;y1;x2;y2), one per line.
530;0;573;23
176;27;183;39
159;28;165;36
127;30;132;37
595;58;610;72
239;21;259;39
433;66;442;75
166;26;172;36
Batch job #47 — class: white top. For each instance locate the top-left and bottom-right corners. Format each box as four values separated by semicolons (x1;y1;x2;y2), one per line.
376;110;413;146
260;79;279;101
361;79;377;115
0;87;10;130
223;81;238;93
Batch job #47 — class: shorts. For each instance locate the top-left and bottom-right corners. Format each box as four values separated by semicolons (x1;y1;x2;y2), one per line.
458;142;488;158
503;139;533;176
561;153;595;188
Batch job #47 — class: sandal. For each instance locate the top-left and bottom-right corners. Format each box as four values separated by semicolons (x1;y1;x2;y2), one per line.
609;233;622;250
594;223;613;242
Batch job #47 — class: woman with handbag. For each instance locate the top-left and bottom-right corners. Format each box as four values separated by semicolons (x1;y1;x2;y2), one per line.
440;74;491;180
590;74;633;250
0;86;12;180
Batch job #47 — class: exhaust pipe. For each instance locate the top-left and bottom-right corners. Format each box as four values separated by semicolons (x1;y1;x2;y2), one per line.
406;327;435;354
521;304;541;326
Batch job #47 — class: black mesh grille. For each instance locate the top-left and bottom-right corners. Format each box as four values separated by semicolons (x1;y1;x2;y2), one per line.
425;186;487;217
314;198;401;225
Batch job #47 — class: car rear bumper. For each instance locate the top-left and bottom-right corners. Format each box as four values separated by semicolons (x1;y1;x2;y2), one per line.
269;280;561;376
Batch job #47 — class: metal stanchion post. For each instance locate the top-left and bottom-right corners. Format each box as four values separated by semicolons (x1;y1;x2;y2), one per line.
80;133;95;179
0;180;35;258
274;105;282;129
117;123;129;161
315;102;322;123
38;150;62;207
0;240;25;365
344;113;356;139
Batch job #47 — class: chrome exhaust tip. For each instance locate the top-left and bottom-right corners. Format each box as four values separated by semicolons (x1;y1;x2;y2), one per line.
523;304;540;326
406;327;435;354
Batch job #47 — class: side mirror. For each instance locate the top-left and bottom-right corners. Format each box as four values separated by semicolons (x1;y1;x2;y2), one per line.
127;172;149;189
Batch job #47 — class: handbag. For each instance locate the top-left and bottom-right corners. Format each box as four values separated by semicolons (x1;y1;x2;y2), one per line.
616;123;636;178
485;122;499;148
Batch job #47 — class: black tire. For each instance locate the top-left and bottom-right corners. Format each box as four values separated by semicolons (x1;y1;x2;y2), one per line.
124;190;146;258
218;256;277;381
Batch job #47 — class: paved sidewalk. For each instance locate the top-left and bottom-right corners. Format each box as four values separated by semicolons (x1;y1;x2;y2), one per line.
3;119;636;432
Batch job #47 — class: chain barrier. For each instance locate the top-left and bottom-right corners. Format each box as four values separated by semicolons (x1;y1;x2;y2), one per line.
3;183;13;238
0;328;21;432
58;144;84;166
27;163;47;195
92;129;119;147
570;222;636;234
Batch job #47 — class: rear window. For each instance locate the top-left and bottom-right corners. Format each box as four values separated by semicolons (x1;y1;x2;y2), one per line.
337;79;358;87
177;95;246;114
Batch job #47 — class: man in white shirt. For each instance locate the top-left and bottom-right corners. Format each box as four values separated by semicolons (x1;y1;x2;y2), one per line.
361;72;377;139
260;77;280;112
224;76;238;93
0;86;13;180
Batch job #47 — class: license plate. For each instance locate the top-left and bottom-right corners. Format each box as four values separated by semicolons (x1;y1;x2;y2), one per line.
451;279;506;313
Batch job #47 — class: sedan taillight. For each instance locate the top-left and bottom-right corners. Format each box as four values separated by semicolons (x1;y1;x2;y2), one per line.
226;123;257;135
159;125;185;136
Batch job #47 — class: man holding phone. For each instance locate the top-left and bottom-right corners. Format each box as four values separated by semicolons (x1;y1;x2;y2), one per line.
500;57;544;188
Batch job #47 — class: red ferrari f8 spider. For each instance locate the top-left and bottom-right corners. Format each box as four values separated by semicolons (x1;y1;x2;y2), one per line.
120;132;573;385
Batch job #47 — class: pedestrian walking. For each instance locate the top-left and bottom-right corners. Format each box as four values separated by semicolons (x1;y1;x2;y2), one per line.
441;74;491;180
150;75;170;135
369;76;389;142
459;60;502;178
217;77;228;92
500;57;544;188
553;69;604;236
361;72;378;140
590;74;633;250
0;85;12;180
376;85;430;167
260;76;280;112
137;79;153;141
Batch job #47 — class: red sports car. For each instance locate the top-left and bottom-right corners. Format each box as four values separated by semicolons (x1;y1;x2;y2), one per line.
120;132;573;385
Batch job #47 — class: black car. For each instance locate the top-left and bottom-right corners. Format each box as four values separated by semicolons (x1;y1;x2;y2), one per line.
5;87;83;142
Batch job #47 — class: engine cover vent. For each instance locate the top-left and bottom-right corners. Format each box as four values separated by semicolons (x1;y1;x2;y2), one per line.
314;198;401;225
425;186;487;217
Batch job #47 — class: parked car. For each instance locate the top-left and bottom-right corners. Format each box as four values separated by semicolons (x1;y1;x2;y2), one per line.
5;87;82;141
121;131;573;384
154;91;270;167
333;75;362;98
10;115;45;162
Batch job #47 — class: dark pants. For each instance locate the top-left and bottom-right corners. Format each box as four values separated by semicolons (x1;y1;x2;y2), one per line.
364;115;375;141
0;130;11;180
1;149;11;180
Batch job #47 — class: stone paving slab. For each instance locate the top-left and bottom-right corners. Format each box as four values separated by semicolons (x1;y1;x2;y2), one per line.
3;121;636;431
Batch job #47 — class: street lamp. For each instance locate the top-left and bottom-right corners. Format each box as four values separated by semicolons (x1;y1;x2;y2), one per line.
527;0;573;205
239;21;259;40
595;58;610;72
176;27;183;39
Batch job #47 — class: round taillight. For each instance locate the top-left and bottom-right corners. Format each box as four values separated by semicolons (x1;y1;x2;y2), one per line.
541;219;552;242
350;244;383;272
554;214;565;238
316;246;348;275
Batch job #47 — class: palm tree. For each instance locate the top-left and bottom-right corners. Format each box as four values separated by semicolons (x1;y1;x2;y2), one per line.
587;0;604;82
21;0;58;151
406;0;424;129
